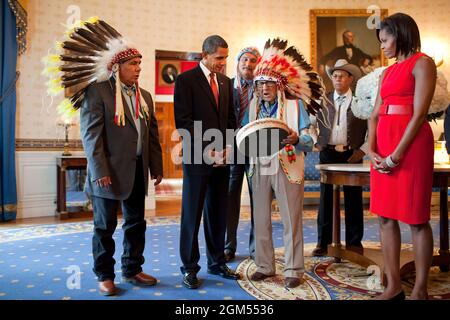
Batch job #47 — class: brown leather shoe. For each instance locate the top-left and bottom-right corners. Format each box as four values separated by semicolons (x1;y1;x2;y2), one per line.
122;272;157;286
285;277;302;288
98;280;118;296
250;271;273;281
312;246;328;257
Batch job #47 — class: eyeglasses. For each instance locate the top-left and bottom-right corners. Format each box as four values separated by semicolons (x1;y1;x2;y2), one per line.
256;81;277;89
332;74;351;80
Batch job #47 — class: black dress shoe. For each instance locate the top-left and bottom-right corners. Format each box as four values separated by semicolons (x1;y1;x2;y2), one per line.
312;246;328;257
224;251;235;262
183;272;200;289
208;265;241;280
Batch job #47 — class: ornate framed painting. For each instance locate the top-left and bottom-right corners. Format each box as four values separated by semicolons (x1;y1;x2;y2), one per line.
310;8;388;90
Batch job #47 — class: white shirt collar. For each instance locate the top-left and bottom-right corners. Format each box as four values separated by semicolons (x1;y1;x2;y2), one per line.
200;60;214;81
120;81;136;93
333;89;352;101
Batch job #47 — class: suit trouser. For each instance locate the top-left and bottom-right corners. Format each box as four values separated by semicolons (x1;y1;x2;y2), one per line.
179;166;229;274
251;164;305;278
225;163;255;257
91;156;146;281
317;148;364;248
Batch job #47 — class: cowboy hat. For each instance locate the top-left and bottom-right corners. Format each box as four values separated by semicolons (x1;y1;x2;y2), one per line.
326;59;362;84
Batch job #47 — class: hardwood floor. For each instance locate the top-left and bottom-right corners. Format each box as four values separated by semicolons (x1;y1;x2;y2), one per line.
155;197;181;217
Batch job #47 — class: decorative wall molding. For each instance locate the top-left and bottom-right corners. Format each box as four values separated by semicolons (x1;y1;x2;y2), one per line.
16;151;155;219
16;139;84;151
16;151;63;219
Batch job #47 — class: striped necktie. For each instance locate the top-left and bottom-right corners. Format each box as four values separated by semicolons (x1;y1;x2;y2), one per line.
238;82;249;126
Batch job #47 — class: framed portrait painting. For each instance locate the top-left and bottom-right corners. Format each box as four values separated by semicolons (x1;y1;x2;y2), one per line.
310;8;388;91
155;50;201;95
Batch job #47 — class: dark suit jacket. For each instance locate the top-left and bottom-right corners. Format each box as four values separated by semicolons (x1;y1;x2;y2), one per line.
80;78;163;200
320;45;372;67
231;77;240;128
316;92;367;150
174;65;236;175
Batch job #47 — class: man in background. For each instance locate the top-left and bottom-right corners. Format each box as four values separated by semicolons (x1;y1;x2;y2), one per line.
312;59;366;257
225;47;260;262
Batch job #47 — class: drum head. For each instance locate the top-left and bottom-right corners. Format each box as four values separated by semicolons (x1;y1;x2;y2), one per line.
237;126;289;158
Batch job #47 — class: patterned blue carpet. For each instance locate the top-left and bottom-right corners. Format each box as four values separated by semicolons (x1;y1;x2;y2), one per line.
0;214;446;300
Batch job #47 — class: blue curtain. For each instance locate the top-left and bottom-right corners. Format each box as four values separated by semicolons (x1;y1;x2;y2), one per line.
0;0;18;221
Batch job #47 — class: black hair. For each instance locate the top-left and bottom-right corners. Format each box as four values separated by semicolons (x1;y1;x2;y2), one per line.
202;35;228;54
376;13;421;57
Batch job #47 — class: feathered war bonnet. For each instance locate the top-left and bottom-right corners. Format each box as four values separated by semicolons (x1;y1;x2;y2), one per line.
253;38;326;115
42;17;147;126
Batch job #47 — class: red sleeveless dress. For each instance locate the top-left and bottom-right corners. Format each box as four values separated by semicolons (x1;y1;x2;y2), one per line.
370;52;434;224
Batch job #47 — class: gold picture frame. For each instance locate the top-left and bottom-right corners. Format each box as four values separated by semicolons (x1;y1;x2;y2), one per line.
310;9;388;90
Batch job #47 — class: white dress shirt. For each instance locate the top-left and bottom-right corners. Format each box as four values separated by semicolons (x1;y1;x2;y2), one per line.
328;89;368;154
346;47;353;61
328;89;352;146
199;61;220;95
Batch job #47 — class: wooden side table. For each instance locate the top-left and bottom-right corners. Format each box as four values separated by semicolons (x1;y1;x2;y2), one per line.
316;163;450;282
56;156;88;219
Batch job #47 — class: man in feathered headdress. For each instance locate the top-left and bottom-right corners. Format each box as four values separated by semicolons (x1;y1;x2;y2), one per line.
225;46;260;263
43;18;163;296
246;38;325;288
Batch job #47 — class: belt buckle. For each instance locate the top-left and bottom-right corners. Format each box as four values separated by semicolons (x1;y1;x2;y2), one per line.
335;144;346;152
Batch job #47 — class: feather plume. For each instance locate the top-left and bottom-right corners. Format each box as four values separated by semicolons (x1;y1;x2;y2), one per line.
60;55;97;63
62;75;96;88
85;16;100;24
62;41;100;55
41;65;61;77
42;54;61;66
84;22;112;41
70;33;103;51
57;98;73;115
61;70;95;82
42;17;139;119
60;64;96;73
46;78;64;96
94;37;128;82
98;20;122;38
254;37;326;115
76;28;109;50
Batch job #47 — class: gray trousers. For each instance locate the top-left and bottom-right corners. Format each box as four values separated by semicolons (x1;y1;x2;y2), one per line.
251;163;305;278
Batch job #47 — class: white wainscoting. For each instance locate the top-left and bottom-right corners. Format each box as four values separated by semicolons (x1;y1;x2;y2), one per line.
16;151;156;219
